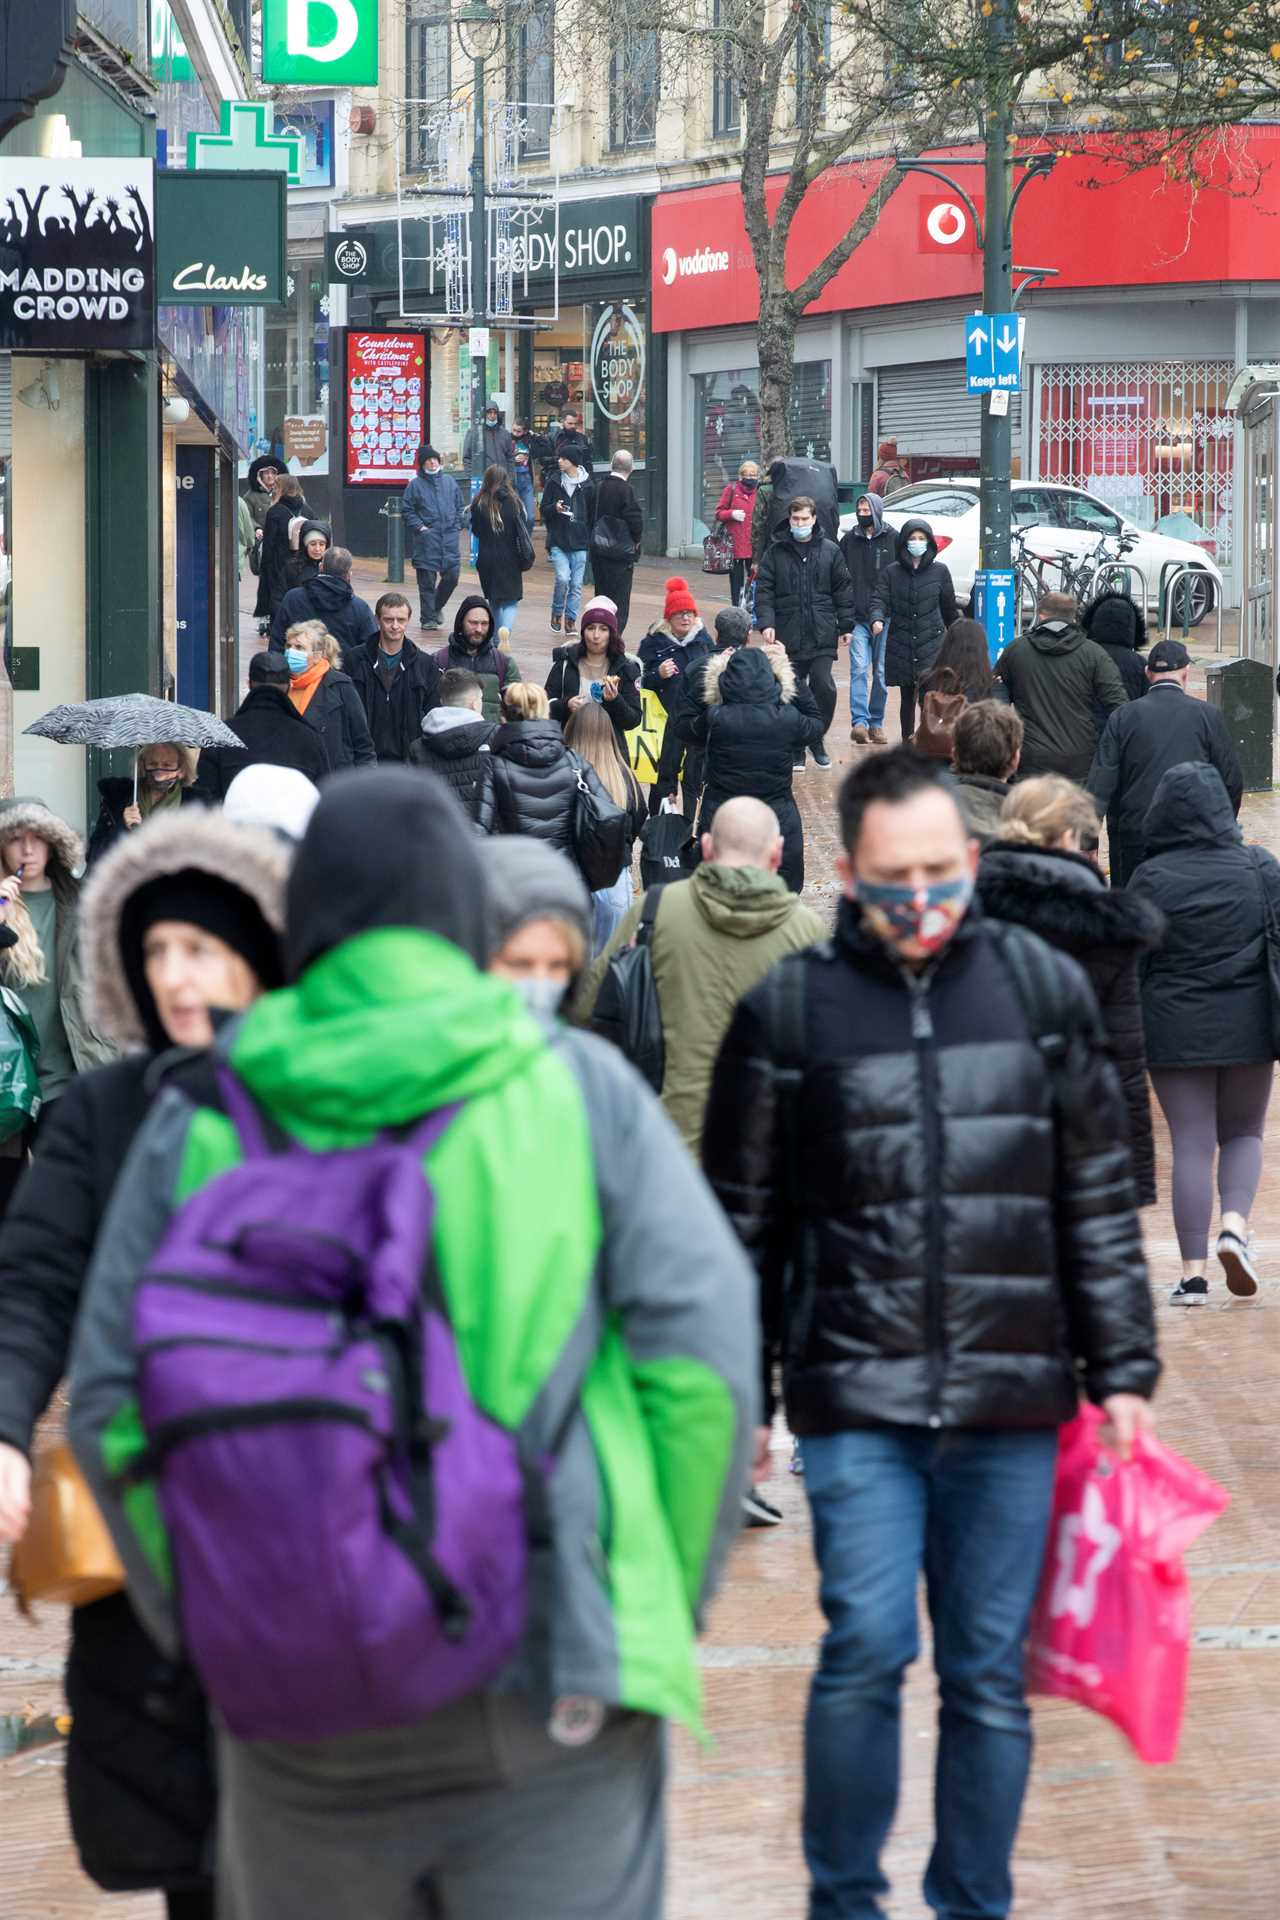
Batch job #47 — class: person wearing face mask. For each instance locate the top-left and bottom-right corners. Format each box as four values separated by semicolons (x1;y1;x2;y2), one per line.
88;744;201;866
838;492;896;745
754;496;854;770
714;460;762;608
484;836;594;1025
193;652;330;799
870;517;960;744
463;404;516;486
403;445;466;633
702;746;1159;1920
0;808;287;1919
284;621;376;774
640;578;716;818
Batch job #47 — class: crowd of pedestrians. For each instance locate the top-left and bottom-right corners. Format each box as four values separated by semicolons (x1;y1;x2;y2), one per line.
0;454;1272;1920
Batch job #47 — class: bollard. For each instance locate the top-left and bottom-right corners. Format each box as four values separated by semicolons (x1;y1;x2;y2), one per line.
1204;656;1273;793
382;495;404;584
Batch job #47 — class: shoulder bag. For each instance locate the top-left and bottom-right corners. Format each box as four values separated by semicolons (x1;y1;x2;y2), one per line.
9;1443;124;1615
571;762;628;892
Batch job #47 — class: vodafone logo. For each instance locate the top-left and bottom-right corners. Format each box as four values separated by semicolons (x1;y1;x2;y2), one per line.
918;198;980;254
661;243;729;288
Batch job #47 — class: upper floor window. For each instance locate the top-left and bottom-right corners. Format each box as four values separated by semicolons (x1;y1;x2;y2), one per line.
406;6;453;173
510;0;555;157
712;0;741;139
610;28;659;150
793;3;831;127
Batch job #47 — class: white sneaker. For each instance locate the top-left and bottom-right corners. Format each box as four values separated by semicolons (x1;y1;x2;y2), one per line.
1216;1230;1259;1298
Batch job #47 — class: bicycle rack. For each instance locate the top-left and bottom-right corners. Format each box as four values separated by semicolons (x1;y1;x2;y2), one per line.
1161;565;1223;653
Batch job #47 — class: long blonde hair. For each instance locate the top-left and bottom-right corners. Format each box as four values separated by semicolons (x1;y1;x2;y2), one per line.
999;775;1100;849
563;701;640;811
503;682;550;722
0;895;47;988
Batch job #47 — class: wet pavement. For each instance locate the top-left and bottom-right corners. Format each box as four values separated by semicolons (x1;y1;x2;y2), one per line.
2;559;1276;1914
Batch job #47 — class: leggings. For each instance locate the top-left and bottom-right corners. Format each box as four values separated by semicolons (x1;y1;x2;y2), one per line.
792;656;837;739
1149;1063;1274;1263
167;1891;215;1920
899;683;918;743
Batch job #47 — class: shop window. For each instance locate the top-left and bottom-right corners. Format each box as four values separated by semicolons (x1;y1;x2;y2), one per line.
406;5;453;173
610;29;659;150
693;363;832;538
526;301;648;473
793;3;831;127
260;255;331;480
712;0;742;140
509;0;555;156
1037;360;1234;567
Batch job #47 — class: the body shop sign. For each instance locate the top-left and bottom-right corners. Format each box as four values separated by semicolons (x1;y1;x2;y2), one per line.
591;304;645;422
0;159;155;351
346;332;426;487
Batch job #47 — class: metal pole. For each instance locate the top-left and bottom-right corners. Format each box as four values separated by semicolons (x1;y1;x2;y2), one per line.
978;0;1013;572
469;52;487;454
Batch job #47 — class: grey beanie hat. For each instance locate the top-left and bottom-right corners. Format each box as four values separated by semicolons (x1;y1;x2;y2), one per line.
714;604;751;648
483;839;592;961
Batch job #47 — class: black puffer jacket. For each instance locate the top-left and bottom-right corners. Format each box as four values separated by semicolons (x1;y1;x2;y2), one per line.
977;842;1164;1206
685;645;824;894
407;708;494;821
871;519;960;688
754;528;854;665
702;900;1159;1434
475;718;611;863
1128;761;1280;1070
1081;590;1149;715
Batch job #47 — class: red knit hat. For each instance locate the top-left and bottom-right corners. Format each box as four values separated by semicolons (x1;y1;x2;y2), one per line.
664;576;698;620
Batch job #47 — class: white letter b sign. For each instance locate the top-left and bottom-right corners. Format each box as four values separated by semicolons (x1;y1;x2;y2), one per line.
261;0;379;85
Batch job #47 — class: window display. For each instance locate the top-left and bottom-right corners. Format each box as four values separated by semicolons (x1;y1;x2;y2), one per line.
693;363;831;538
524;299;648;471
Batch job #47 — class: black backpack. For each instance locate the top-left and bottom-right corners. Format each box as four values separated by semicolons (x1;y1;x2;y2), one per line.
762;458;840;546
638;812;697;891
589;886;666;1092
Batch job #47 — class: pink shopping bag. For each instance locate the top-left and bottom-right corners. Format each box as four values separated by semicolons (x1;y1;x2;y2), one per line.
1026;1406;1229;1763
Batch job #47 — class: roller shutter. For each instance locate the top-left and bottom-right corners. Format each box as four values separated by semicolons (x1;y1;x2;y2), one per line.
876;359;1020;460
0;356;10;458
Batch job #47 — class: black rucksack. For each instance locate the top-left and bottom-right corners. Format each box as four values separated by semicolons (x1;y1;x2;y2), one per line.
589;886;666;1092
638;812;697;891
762;458;840;546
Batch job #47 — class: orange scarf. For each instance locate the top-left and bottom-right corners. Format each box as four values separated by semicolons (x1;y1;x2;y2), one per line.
289;657;329;715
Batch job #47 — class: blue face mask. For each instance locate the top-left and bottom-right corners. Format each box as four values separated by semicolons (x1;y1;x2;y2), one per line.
856;875;972;955
513;976;567;1024
790;521;814;542
284;647;308;675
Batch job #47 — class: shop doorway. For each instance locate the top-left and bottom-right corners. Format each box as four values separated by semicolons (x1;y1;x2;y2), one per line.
1236;375;1278;669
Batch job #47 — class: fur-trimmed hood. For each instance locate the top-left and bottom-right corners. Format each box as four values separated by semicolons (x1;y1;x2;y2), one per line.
80;807;290;1050
703;643;797;708
977;842;1165;956
0;796;84;880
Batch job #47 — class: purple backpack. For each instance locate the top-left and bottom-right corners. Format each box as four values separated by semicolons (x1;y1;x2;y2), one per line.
132;1072;527;1742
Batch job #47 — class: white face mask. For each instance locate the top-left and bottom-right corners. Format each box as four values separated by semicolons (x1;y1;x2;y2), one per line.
513;976;567;1023
907;538;928;558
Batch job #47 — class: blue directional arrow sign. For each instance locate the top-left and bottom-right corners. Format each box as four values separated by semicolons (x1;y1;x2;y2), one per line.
972;568;1019;662
965;313;1022;394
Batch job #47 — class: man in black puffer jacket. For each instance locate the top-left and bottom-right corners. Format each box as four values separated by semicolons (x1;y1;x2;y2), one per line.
408;668;494;822
870;516;959;743
703;748;1158;1920
755;495;854;769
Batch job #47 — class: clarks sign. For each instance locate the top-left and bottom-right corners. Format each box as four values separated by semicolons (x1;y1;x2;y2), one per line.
155;171;287;309
0;159;155;350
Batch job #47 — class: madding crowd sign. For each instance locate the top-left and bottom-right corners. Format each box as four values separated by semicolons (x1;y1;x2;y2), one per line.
0;159;156;351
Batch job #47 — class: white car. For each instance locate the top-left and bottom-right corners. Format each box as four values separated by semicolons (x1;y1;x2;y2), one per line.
839;479;1222;626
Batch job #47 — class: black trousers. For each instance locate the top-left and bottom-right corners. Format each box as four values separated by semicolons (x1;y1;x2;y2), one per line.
729;559;750;608
650;725;703;821
589;558;636;636
414;565;459;629
792;656;837;740
898;683;918;743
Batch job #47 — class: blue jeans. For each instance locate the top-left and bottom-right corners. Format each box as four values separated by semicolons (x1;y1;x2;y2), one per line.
848;623;887;729
802;1425;1058;1920
515;471;535;522
592;865;634;957
550;547;587;622
490;600;520;638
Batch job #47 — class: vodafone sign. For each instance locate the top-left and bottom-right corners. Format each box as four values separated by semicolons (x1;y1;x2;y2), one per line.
650;128;1280;333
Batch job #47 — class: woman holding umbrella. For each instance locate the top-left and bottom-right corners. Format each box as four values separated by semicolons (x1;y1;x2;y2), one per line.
88;744;201;867
0;797;114;1217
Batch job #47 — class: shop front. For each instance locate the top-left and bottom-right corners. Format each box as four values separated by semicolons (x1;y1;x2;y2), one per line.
652;133;1280;592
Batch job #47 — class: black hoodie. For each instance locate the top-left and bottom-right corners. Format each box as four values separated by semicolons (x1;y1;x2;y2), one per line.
270;569;379;653
1128;761;1280;1070
431;595;521;720
871;519;959;688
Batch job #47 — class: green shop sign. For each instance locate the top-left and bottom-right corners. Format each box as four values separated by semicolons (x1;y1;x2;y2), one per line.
156;172;287;307
260;0;379;86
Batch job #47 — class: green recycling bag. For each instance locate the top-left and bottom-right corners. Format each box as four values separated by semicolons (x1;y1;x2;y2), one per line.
0;985;41;1142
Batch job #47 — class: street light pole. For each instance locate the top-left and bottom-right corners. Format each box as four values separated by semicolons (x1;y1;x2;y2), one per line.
469;47;487;447
979;0;1014;572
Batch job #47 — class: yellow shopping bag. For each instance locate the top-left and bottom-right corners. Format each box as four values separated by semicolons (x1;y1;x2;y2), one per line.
627;687;666;787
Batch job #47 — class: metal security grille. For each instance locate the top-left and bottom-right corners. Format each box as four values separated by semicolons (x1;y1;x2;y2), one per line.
877;360;1020;464
1036;359;1234;578
0;356;10;458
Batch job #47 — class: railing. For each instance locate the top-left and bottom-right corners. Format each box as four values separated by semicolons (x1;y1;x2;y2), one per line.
1161;565;1223;654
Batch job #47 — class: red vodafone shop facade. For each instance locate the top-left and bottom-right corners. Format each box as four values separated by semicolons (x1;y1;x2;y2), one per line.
653;129;1280;596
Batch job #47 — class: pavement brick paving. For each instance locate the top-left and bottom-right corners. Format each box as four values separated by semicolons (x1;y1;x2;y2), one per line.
2;556;1275;1914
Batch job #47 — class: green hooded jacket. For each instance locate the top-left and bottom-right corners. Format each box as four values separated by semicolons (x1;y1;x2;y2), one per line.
69;925;757;1736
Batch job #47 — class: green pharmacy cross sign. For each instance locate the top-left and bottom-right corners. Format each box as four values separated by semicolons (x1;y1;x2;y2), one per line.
188;103;304;189
260;0;380;86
